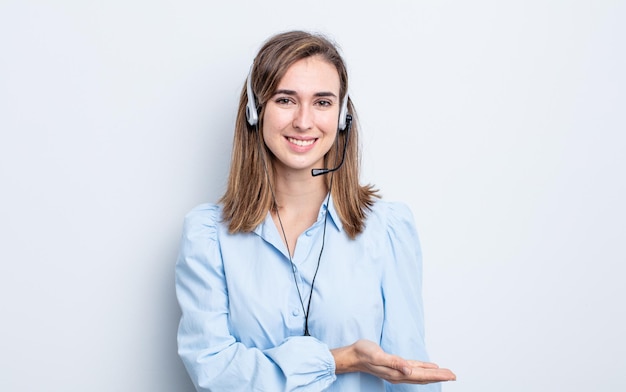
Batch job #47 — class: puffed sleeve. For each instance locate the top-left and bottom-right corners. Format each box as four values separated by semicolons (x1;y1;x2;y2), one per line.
380;202;441;392
175;204;336;391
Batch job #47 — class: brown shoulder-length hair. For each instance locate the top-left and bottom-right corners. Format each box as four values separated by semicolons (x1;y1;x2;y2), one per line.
219;30;379;239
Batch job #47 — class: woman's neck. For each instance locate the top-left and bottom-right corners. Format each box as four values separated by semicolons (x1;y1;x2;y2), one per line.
272;170;328;210
271;168;329;256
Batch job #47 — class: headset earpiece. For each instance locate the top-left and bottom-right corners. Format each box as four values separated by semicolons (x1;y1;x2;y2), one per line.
246;66;259;126
338;93;349;131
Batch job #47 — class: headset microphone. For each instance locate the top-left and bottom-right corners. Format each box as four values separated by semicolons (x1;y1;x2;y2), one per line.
311;113;352;176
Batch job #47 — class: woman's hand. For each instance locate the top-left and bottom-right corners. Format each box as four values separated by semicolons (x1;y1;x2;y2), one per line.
331;339;456;384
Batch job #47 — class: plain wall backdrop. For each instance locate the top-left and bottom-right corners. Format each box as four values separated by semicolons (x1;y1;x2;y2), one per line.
1;1;624;391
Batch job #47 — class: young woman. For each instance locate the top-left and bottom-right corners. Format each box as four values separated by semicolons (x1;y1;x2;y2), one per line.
175;30;455;391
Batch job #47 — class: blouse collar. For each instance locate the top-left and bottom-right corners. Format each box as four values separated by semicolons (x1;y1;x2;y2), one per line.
254;193;343;239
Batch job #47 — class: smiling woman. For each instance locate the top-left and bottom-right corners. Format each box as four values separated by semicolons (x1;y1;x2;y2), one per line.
174;30;455;392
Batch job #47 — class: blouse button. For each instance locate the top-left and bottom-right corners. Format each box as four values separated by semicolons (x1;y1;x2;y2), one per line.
305;230;313;237
292;308;300;316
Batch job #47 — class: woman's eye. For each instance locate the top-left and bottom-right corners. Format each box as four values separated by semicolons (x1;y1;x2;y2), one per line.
317;100;332;107
275;97;292;105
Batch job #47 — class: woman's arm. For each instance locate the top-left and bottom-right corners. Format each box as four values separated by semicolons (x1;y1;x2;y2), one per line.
332;202;455;389
176;204;336;391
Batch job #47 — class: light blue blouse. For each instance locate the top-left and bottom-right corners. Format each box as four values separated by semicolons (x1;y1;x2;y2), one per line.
175;197;440;392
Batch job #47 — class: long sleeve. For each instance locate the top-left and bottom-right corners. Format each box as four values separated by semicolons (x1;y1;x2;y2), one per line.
380;203;441;392
175;204;336;391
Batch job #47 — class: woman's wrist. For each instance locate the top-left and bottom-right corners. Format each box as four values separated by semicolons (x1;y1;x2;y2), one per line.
331;344;358;374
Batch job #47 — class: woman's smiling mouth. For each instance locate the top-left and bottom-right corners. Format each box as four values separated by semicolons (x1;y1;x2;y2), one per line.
287;137;316;147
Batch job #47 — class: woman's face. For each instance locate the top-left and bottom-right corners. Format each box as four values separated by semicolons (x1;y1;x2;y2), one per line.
262;55;341;177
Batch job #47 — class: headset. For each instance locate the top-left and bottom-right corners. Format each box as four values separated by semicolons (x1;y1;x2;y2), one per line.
245;66;350;131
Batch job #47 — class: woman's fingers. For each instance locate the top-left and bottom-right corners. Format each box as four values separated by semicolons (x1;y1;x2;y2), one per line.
407;366;457;383
406;359;440;369
384;360;456;383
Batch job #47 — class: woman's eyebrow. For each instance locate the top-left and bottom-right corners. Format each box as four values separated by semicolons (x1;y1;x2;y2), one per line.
314;91;338;98
273;89;338;98
273;89;297;96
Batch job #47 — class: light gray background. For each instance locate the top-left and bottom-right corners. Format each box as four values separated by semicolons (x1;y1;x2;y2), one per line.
1;1;624;391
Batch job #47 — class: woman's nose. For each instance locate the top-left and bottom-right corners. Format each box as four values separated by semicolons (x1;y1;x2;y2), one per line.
292;104;313;131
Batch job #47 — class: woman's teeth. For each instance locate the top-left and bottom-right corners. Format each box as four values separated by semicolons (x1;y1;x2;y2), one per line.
288;137;315;147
